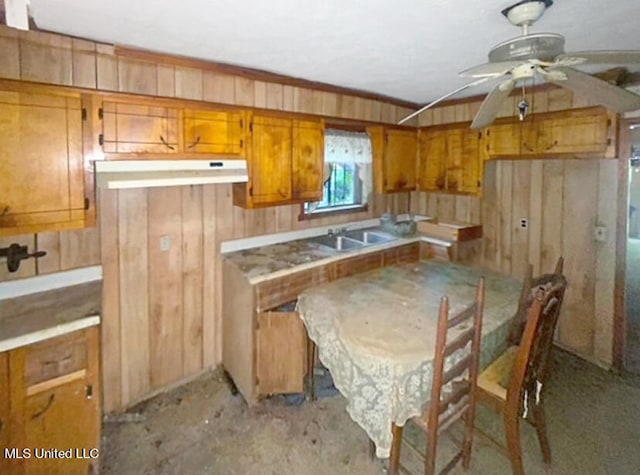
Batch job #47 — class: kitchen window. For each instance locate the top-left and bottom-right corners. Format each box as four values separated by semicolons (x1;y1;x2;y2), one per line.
302;128;373;218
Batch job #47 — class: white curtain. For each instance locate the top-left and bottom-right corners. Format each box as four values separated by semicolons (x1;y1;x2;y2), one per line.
323;129;373;204
324;129;372;165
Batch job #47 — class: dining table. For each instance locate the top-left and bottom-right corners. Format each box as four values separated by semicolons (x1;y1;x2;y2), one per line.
296;259;521;458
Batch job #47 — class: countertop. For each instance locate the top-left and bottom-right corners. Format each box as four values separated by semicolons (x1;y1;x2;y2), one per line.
0;280;101;352
223;228;453;284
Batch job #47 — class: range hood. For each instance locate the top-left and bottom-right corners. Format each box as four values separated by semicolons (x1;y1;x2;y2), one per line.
95;160;248;189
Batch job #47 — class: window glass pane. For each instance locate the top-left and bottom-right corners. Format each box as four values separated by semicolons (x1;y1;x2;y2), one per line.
305;129;372;213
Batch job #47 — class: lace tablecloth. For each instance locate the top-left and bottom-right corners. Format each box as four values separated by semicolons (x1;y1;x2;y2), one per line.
296;260;520;458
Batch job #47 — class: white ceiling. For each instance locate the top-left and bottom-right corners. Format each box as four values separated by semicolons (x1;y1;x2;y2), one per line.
29;0;640;105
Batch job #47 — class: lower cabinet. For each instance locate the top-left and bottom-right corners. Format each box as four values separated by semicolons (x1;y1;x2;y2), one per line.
222;243;420;405
2;327;100;475
1;352;10;475
256;310;307;395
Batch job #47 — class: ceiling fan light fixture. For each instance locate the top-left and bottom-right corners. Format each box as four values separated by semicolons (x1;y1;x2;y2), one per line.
501;0;553;27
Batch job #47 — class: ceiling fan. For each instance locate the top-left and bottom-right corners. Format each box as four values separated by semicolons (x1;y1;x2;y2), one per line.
399;0;640;129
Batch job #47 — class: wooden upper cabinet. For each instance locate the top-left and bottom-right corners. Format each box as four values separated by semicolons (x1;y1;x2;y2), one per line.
483;121;522;158
248;115;293;205
449;128;482;193
234;115;325;208
483;106;616;159
418;123;482;195
384;129;417;192
292;119;324;202
101;100;180;154
370;127;418;193
536;107;614;157
183;108;245;155
418;127;446;191
0;86;86;236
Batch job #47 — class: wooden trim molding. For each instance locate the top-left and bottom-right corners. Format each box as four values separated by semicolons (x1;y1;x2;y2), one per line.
613;118;635;370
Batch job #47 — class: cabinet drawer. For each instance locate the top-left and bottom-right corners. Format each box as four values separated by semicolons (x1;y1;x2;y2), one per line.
383;243;420;266
333;252;383;279
256;266;330;310
24;331;88;387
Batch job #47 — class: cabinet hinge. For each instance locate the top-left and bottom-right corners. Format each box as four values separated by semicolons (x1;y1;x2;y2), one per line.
249;122;253;133
84;197;90;210
255;375;260;387
240;139;244;149
98;108;103;120
240;118;244;128
86;384;93;399
98;134;104;146
478;132;482;140
249;186;253;196
81;108;87;121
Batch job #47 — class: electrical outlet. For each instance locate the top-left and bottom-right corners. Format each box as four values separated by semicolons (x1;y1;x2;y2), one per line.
520;218;528;229
594;226;607;242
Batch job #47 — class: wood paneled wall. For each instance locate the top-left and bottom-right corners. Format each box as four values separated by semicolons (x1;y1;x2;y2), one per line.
412;88;618;367
0;26;411;410
0;25;620;407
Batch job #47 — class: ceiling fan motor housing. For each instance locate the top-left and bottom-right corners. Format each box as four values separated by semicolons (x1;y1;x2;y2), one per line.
488;33;565;63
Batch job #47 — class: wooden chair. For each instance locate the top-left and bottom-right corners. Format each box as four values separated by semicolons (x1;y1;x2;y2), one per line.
508;257;564;345
389;278;485;475
476;275;567;475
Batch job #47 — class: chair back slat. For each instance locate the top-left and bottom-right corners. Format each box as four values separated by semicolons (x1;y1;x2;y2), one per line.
424;277;485;475
443;327;475;358
438;380;470;416
447;303;477;329
442;354;472;386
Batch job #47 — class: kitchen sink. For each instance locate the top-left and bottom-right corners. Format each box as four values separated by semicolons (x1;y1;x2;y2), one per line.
342;229;396;245
310;228;396;251
310;235;365;252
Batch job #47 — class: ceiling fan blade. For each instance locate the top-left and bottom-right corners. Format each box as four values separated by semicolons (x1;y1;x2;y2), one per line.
470;79;516;130
397;76;497;125
549;67;640;113
557;50;640;65
459;61;523;78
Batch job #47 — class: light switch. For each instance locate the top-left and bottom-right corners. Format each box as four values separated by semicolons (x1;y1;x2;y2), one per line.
160;235;171;251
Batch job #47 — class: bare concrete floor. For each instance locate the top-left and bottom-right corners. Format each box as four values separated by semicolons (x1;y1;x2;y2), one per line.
100;350;640;475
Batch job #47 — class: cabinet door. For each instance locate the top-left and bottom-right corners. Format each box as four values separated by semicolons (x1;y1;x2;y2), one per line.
249;115;292;204
0;353;9;475
256;311;306;395
292;119;324;201
537;109;610;155
0;89;85;235
484;122;521;158
22;378;99;474
418;127;446;191
101;101;179;154
9;328;100;475
454;129;482;194
183;109;245;155
384;129;417;192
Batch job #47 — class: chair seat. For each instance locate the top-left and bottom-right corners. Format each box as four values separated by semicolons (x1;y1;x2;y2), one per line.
477;345;519;401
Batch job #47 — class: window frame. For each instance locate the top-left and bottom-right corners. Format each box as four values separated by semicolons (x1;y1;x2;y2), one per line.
298;125;372;221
